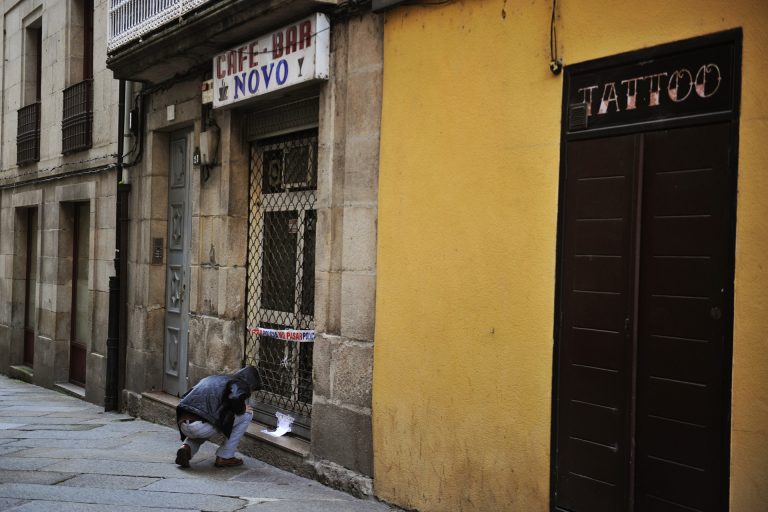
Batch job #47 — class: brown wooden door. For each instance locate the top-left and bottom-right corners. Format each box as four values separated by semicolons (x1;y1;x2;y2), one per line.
634;123;731;511
555;123;733;512
556;134;637;511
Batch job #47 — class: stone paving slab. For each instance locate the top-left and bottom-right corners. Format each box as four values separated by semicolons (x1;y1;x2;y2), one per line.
0;457;62;471
13;423;102;431
58;474;161;490
75;421;171;433
2;406;87;412
142;476;357;502
42;459;214;479
0;416;95;425
241;500;398;512
0;411;48;417
0;470;74;485
12;447;177;463
0;447;23;457
32;411;107;418
0;483;246;511
1;438;125;449
0;497;25;511
4;500;196;512
0;429;127;439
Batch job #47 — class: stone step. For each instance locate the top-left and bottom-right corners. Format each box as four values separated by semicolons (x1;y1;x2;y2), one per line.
8;365;34;384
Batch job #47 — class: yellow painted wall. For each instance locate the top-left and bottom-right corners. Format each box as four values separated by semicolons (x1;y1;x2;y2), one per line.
373;1;768;511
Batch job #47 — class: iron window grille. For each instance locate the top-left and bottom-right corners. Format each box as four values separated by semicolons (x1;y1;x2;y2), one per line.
245;129;318;439
17;102;41;165
62;79;93;154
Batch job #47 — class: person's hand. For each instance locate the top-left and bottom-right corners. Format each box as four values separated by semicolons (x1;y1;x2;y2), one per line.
245;405;253;414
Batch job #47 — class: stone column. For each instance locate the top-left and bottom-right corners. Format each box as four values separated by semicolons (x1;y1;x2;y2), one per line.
311;12;383;494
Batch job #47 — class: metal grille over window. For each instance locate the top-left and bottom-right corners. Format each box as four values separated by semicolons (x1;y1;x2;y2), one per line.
17;102;41;165
62;79;93;154
245;129;317;439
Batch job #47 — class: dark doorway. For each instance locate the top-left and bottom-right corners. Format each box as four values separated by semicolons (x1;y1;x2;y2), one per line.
23;208;38;367
69;203;90;387
552;30;740;512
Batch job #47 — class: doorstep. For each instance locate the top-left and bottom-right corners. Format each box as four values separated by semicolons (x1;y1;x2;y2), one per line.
141;390;310;458
54;382;86;399
8;365;33;384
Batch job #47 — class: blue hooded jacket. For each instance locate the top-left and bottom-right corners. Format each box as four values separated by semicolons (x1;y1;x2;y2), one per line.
176;366;262;440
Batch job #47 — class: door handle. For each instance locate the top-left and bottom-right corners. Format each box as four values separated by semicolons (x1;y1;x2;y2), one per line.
710;306;722;320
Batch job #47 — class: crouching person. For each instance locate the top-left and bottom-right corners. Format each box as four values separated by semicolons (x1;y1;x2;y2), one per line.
174;366;262;468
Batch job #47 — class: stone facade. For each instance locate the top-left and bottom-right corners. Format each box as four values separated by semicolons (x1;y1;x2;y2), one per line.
109;2;383;492
0;0;120;405
311;15;383;482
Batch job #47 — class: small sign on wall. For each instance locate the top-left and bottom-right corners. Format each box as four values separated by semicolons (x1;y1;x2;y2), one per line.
152;238;164;265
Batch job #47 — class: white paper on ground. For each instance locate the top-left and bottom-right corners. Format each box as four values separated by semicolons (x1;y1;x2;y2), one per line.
261;411;295;437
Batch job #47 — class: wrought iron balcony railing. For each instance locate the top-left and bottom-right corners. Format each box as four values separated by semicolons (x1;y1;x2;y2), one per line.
62;79;93;154
108;0;214;52
17;102;41;165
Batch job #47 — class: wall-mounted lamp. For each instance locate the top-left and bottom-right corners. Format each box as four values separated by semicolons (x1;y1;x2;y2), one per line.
199;122;220;182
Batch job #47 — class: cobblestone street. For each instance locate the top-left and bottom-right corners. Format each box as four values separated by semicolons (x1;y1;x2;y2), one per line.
0;375;397;512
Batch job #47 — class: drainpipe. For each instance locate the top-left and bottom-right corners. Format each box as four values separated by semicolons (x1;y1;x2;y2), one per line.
105;79;126;412
117;81;134;404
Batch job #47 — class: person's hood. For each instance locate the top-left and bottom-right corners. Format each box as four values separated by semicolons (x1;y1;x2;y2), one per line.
232;366;262;393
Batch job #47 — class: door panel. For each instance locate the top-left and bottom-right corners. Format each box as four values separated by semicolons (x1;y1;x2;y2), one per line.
635;123;730;511
163;133;191;397
556;134;637;512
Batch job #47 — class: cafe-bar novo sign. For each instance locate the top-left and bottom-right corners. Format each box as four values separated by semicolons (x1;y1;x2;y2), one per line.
213;13;330;109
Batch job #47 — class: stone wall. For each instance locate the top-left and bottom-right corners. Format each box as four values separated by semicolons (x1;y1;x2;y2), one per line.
311;13;383;482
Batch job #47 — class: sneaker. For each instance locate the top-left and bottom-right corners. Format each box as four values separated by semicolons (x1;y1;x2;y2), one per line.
214;456;244;468
175;444;191;468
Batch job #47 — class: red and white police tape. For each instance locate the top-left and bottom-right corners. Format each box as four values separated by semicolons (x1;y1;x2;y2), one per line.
247;327;316;342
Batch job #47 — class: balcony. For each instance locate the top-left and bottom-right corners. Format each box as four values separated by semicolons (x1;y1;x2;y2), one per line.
62;80;93;154
107;0;337;83
17;103;41;165
108;0;214;53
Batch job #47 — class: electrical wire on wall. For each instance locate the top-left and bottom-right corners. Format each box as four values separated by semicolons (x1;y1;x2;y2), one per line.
550;0;562;74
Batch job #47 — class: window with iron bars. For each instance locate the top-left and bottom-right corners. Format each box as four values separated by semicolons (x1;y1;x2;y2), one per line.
17;103;41;165
62;80;93;154
245;129;317;439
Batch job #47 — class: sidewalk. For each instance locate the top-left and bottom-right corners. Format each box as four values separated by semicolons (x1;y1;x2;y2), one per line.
0;375;398;512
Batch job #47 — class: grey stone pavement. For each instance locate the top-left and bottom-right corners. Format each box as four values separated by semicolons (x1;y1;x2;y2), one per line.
0;375;399;512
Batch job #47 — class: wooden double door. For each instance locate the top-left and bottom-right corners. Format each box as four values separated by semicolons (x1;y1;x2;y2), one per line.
554;122;734;511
